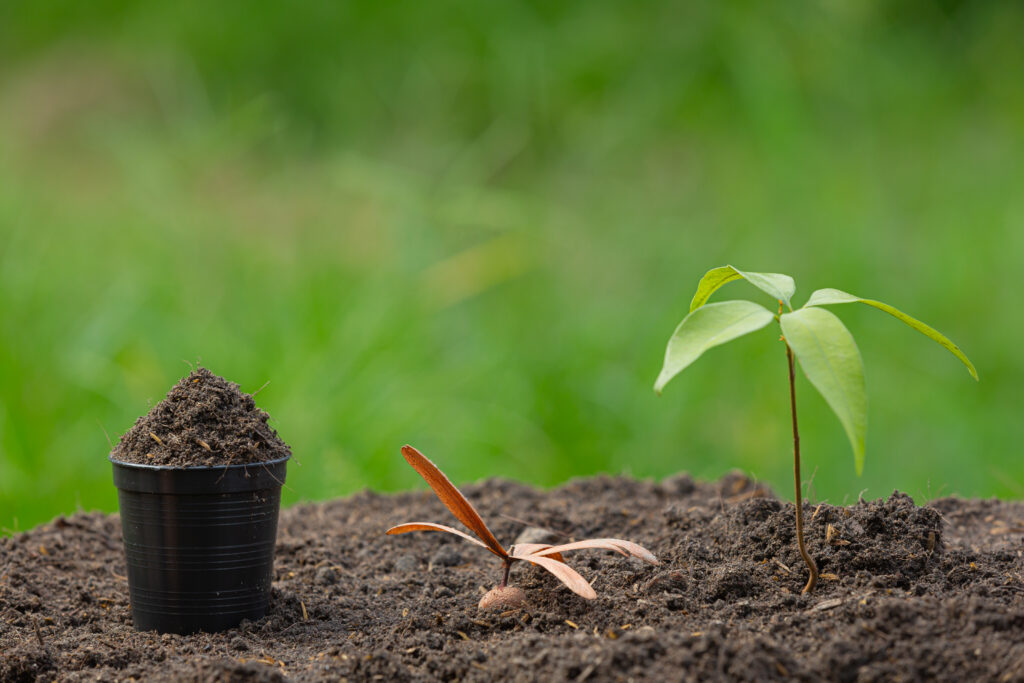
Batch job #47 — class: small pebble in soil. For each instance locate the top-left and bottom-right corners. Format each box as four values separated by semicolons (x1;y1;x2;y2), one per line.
660;473;697;496
429;546;463;567
315;567;339;585
393;554;418;572
644;570;688;594
513;526;560;546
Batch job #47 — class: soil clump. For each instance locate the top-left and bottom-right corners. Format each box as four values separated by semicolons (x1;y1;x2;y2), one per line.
111;367;290;467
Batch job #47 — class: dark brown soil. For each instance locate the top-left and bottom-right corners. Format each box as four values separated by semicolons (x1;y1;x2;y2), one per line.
111;367;290;467
2;473;1022;682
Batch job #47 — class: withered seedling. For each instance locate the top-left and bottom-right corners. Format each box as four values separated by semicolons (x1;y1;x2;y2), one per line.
386;445;659;609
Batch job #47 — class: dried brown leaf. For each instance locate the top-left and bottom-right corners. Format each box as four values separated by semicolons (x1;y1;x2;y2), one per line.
385;522;500;555
509;543;564;563
517;554;597;599
400;445;507;558
530;538;659;565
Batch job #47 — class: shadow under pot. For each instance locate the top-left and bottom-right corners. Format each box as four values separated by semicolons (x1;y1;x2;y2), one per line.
110;455;289;634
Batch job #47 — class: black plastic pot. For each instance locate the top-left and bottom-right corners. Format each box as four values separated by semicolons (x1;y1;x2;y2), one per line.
110;455;289;634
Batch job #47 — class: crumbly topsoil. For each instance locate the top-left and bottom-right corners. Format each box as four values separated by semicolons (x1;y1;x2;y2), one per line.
2;473;1022;682
111;367;290;467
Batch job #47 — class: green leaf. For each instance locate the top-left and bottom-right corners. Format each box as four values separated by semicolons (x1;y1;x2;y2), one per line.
780;307;868;475
655;300;775;394
805;288;978;381
689;265;796;312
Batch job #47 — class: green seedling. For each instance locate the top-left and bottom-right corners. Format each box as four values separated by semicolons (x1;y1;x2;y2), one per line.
387;445;658;609
655;266;977;593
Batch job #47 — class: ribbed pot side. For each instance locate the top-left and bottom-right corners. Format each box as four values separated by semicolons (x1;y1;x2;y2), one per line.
110;456;289;634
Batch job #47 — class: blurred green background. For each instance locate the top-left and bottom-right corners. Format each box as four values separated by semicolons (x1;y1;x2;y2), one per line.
2;2;1022;533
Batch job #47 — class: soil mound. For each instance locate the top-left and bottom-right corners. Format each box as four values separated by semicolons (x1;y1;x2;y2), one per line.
1;473;1022;681
111;367;290;467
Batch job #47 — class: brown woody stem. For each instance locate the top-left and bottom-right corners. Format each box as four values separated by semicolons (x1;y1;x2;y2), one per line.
786;338;818;594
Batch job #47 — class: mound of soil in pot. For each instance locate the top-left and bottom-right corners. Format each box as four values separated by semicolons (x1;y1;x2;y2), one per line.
2;473;1022;681
111;367;290;467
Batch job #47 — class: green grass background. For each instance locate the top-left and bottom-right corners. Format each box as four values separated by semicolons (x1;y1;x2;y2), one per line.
2;2;1022;532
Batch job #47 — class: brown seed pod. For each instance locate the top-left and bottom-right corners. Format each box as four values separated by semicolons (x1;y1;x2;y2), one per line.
478;586;527;610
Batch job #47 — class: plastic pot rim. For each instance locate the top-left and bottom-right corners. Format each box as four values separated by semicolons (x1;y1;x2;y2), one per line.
110;454;290;496
108;453;290;471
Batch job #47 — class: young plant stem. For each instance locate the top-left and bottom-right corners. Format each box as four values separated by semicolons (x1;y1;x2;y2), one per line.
499;559;512;588
786;340;819;594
